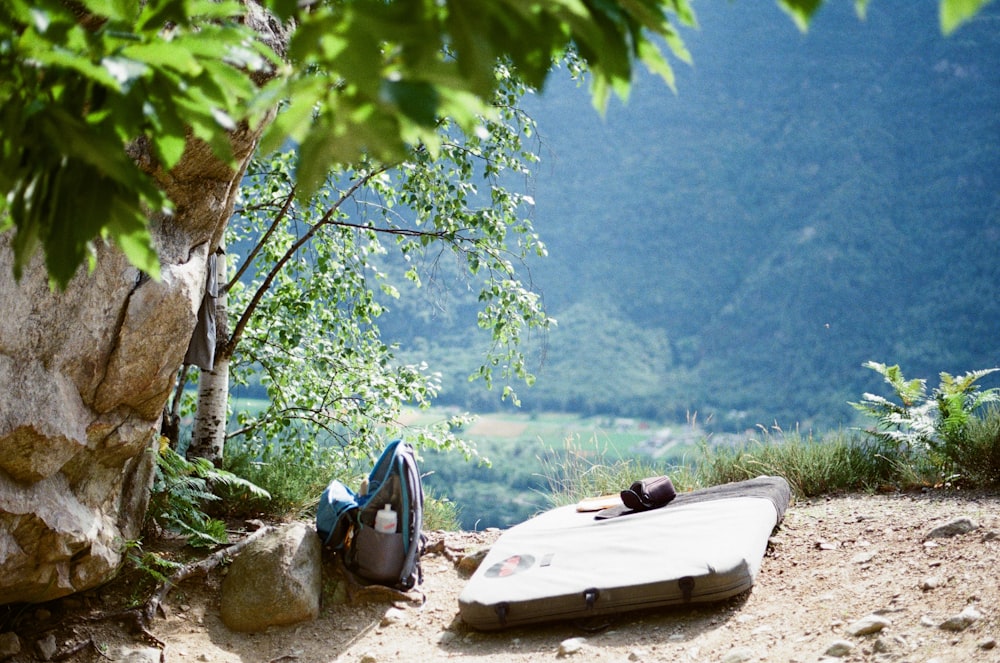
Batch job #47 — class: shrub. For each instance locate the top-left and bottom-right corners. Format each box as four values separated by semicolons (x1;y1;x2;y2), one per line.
696;429;921;497
423;489;463;531
950;405;1000;487
220;438;347;519
148;439;269;547
851;361;1000;484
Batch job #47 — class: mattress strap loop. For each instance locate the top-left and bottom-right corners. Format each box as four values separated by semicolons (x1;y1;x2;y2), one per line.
583;587;599;609
678;575;695;602
494;602;509;626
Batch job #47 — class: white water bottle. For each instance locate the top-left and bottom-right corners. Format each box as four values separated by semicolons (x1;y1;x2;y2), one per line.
374;503;397;534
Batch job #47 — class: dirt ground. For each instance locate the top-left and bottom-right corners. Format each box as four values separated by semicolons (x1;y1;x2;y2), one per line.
5;488;999;663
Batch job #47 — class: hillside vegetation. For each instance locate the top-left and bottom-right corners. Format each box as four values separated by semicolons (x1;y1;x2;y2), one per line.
382;1;1000;431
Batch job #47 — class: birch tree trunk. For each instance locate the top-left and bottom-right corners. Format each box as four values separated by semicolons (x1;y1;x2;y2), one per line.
188;243;231;465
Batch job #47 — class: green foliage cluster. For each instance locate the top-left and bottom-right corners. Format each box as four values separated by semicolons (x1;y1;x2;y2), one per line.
147;439;269;547
0;0;703;287
219;70;550;472
0;0;269;285
851;361;1000;483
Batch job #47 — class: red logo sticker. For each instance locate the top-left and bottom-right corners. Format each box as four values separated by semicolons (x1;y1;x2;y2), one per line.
485;554;535;578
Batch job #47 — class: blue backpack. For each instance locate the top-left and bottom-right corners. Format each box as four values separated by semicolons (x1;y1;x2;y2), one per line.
316;440;425;590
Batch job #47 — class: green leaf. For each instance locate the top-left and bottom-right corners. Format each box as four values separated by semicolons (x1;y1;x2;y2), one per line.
258;77;326;155
777;0;824;32
940;0;994;34
81;0;134;23
381;80;440;128
121;41;202;76
637;39;677;92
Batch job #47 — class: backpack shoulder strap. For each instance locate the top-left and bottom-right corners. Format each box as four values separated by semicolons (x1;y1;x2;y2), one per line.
395;444;425;589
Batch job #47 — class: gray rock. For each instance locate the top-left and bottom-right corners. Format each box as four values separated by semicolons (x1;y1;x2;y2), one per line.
979;637;997;650
220;523;322;632
850;551;876;565
926;517;978;539
824;640;854;657
920;575;944;591
110;646;162;663
380;607;406;627
938;605;983;631
35;634;57;662
721;647;755;663
557;637;587;657
846;614;891;636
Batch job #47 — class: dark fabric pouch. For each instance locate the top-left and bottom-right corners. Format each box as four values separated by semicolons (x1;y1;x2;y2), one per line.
620;476;677;511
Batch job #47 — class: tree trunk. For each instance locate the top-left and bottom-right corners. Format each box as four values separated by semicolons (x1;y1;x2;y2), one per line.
189;243;231;465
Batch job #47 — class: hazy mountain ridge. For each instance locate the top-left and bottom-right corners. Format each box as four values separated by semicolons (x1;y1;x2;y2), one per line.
386;2;1000;431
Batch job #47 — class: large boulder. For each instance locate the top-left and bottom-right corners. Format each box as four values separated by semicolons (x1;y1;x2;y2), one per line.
220;523;323;632
0;243;203;605
0;126;261;605
0;3;291;606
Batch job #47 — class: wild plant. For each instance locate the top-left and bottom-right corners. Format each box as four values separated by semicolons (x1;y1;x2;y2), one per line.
148;438;270;547
851;361;1000;482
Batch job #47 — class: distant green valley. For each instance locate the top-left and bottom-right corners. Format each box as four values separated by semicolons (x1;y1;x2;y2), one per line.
382;1;1000;433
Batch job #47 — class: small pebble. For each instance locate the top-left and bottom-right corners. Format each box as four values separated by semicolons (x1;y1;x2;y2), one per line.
846;614;891;636
939;606;982;631
558;637;587;657
920;576;944;591
926;517;978;539
721;646;754;663
824;640;854;657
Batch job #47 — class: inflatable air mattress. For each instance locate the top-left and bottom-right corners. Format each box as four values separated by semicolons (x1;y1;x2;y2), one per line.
458;476;791;630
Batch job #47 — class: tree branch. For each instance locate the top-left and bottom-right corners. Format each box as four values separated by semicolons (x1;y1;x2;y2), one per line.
224;165;391;357
141;520;273;625
227;187;297;293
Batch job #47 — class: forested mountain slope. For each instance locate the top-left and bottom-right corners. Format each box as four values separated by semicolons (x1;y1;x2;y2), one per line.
389;2;1000;431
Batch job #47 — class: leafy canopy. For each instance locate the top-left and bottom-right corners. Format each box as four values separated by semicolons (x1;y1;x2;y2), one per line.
0;0;992;287
219;67;549;473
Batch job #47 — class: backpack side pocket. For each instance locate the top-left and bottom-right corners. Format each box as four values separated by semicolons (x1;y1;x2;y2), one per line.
352;527;405;583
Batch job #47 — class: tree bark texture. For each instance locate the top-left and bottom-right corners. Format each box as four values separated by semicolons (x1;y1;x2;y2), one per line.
188;239;231;465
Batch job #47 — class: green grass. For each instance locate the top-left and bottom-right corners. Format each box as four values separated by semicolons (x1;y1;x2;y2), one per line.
207;406;1000;532
542;410;1000;508
693;431;901;497
947;405;1000;486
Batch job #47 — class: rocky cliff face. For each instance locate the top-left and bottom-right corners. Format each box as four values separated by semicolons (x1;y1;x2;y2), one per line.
0;126;260;604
